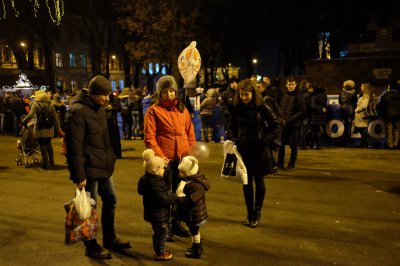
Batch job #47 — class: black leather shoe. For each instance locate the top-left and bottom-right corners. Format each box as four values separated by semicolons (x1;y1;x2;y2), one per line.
243;218;251;227
250;211;261;228
103;237;131;251
85;243;112;259
171;219;190;237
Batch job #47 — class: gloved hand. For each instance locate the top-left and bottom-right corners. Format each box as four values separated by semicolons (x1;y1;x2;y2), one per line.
176;181;186;197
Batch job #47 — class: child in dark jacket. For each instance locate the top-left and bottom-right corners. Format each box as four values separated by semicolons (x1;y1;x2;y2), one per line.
138;149;179;261
176;156;211;259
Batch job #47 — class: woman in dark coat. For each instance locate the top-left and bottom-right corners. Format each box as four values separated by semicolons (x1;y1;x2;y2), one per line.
309;83;327;149
227;79;281;228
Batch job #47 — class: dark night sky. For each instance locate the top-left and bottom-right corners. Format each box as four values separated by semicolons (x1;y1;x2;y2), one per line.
220;0;400;77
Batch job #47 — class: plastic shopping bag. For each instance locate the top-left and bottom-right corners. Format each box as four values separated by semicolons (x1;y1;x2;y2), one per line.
64;199;98;245
221;140;248;184
73;187;92;220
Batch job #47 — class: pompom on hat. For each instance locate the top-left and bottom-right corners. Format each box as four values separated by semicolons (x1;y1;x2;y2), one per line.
178;156;199;177
156;75;177;96
88;75;112;96
343;80;355;89
142;149;165;175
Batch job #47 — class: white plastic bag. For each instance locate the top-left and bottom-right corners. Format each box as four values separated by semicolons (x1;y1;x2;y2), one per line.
73;187;92;220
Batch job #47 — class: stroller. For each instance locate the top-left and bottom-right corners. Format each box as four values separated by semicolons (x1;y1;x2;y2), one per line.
16;123;42;168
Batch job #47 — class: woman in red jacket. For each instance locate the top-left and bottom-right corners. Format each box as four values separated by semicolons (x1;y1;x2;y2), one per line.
144;75;196;239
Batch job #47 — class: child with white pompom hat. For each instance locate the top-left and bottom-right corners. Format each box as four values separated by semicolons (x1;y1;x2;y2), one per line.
137;149;181;261
176;155;210;259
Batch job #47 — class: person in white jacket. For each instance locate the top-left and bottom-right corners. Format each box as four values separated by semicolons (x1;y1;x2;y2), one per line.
353;83;374;148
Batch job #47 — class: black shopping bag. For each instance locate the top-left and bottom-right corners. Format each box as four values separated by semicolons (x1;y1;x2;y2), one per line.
222;153;237;176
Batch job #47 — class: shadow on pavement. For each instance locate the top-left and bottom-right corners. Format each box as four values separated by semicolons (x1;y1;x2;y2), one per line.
386;186;400;196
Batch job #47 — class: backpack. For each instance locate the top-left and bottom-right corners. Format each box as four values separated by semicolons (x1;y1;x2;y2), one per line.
364;99;378;119
36;104;54;129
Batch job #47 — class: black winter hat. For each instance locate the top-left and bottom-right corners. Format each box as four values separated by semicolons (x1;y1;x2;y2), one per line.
88;75;112;95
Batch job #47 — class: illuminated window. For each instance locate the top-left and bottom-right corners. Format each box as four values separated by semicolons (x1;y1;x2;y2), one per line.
161;65;167;75
71;80;76;90
119;80;124;91
55;53;63;67
69;53;75;67
111;80;116;91
155;63;160;73
149;63;153;75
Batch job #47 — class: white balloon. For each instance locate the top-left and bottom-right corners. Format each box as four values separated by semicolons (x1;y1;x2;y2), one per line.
189;142;210;160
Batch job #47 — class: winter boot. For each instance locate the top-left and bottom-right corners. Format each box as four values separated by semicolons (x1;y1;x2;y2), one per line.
243;208;253;227
250;209;262;228
185;242;203;259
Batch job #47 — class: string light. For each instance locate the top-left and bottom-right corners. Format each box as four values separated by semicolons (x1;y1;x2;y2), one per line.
1;0;6;19
0;0;64;25
10;0;19;17
46;0;64;26
30;0;40;18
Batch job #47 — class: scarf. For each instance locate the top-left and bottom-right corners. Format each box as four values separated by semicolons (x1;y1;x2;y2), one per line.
159;98;178;110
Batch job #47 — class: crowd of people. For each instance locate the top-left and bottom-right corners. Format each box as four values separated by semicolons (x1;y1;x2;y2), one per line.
1;73;399;262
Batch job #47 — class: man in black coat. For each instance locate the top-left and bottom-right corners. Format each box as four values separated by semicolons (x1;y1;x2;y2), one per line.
277;77;306;171
64;76;130;259
378;81;400;149
220;77;238;130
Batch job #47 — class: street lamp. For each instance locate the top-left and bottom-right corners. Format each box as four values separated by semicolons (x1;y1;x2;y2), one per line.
252;58;258;76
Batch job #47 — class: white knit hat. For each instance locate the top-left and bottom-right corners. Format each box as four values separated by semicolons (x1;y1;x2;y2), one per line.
142;149;165;175
178;156;199;177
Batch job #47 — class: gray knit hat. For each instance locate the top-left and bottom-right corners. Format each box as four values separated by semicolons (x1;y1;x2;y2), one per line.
88;75;112;95
156;75;177;96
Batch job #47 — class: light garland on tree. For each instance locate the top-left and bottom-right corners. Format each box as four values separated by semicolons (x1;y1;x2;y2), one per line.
30;0;40;17
1;0;6;19
46;0;64;25
10;0;18;17
0;0;64;25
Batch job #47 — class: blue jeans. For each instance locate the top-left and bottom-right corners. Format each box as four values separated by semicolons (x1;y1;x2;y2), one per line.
85;177;117;243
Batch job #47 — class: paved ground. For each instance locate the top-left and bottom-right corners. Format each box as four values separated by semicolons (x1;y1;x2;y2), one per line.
0;135;399;266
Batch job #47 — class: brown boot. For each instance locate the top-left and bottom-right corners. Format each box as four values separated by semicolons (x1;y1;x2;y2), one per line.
154;250;173;261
